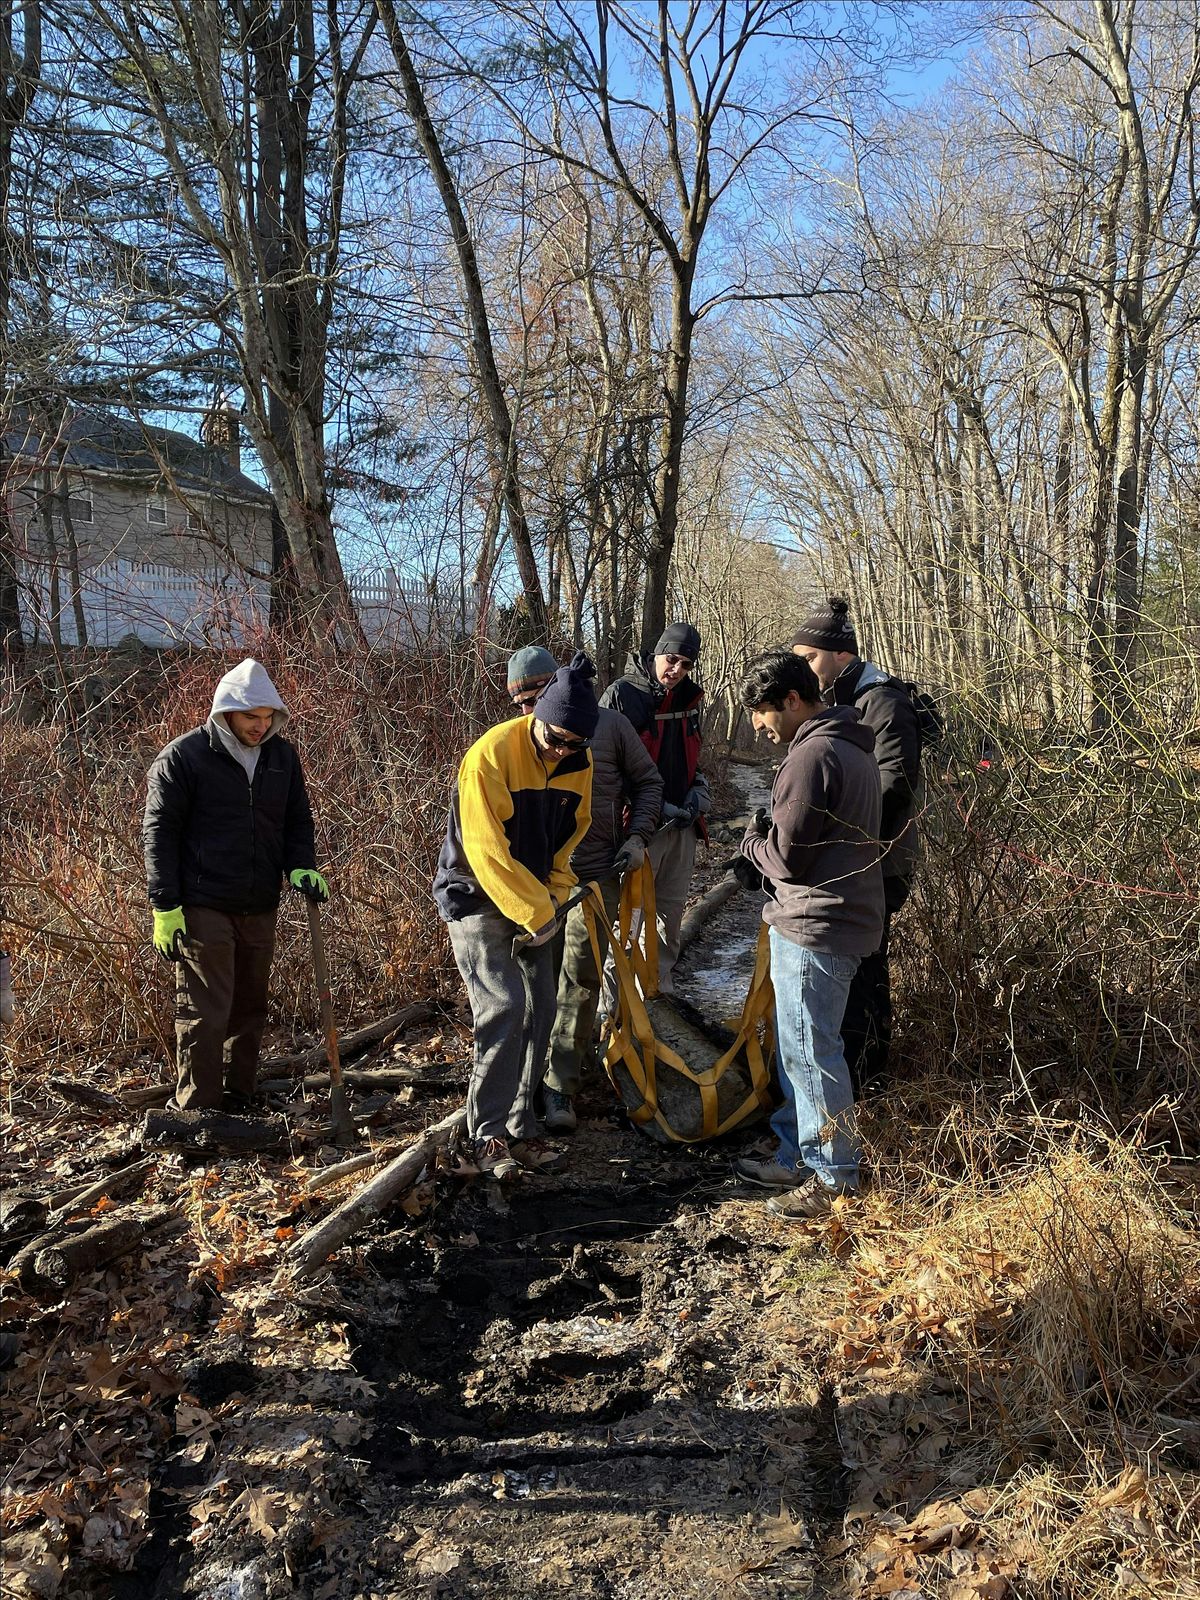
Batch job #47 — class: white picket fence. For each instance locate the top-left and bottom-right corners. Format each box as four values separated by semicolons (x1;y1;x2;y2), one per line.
19;561;473;648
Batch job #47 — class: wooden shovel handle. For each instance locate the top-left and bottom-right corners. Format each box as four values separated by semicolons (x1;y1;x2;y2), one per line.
306;898;343;1087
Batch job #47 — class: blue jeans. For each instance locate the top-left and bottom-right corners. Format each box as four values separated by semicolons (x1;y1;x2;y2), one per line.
768;929;861;1191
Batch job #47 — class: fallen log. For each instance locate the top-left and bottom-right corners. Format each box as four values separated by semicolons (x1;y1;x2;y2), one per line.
9;1217;99;1292
258;1065;464;1096
47;1077;124;1112
123;1083;173;1109
259;1002;438;1076
302;1143;400;1196
678;875;741;956
141;1106;290;1153
49;1155;157;1216
0;1195;50;1265
32;1216;145;1295
283;1106;467;1281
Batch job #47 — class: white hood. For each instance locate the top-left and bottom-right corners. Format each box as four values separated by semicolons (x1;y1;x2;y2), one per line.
209;658;288;740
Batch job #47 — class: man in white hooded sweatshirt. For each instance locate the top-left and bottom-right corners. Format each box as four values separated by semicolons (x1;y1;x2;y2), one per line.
142;659;328;1111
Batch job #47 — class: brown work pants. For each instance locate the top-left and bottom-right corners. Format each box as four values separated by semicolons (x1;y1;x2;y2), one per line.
174;905;277;1110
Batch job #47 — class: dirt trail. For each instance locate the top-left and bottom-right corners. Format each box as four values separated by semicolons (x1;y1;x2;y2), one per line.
108;786;846;1600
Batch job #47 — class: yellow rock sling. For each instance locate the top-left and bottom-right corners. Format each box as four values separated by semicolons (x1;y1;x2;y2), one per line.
578;861;776;1143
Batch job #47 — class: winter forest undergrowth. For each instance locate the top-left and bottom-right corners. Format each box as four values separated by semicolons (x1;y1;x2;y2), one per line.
2;1;1200;1597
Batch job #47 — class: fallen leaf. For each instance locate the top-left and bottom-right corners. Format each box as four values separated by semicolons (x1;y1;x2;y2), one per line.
761;1503;809;1553
229;1484;287;1541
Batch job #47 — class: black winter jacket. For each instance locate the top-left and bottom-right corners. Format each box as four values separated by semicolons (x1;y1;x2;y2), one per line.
143;725;316;914
830;659;922;881
599;652;704;807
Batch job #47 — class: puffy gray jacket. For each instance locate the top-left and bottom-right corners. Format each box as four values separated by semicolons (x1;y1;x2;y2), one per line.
571;706;664;882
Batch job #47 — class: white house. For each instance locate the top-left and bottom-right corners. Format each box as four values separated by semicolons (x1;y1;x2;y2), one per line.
5;404;475;648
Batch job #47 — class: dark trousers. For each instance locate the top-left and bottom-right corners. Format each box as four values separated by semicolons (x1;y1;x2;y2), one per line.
843;875;910;1094
175;905;277;1110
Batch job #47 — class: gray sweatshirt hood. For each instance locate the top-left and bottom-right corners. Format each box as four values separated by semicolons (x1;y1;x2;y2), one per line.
206;659;288;779
208;658;288;739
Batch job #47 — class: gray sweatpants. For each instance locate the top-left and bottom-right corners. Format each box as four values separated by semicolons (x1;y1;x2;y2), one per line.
447;905;557;1143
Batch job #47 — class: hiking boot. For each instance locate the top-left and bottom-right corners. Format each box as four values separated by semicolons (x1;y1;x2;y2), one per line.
543;1089;577;1133
766;1177;856;1220
509;1137;569;1174
472;1137;520;1181
732;1153;803;1189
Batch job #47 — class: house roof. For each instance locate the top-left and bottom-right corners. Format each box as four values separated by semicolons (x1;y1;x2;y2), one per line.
5;403;273;507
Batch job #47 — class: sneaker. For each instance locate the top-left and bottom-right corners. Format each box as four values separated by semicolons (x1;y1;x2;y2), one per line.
766;1178;856;1220
543;1089;577;1133
472;1137;520;1181
732;1153;803;1189
508;1137;569;1174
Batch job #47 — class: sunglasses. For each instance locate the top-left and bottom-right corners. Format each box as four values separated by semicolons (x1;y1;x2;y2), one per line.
663;654;694;670
512;683;551;710
539;722;590;753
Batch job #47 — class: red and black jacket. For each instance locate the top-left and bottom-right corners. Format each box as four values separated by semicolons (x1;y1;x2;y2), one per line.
599;653;703;808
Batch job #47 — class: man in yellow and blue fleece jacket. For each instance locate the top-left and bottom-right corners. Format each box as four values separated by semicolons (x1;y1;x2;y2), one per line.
433;652;598;1179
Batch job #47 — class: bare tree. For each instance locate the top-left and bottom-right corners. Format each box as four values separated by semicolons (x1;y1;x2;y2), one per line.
85;0;378;640
0;0;41;665
374;0;549;639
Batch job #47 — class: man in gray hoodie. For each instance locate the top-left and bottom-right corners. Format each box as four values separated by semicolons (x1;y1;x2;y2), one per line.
733;651;883;1218
142;659;328;1112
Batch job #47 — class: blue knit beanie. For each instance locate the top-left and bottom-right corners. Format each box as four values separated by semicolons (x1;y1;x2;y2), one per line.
533;651;600;739
507;645;559;693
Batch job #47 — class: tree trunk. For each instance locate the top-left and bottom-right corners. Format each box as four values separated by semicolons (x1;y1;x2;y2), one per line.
375;0;548;639
641;287;695;649
0;0;42;669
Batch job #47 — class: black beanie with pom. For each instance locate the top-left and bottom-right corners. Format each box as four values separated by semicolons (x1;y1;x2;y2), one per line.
791;596;858;655
532;651;600;740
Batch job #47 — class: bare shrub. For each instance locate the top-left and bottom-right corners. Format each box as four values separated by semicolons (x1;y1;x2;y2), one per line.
892;703;1200;1118
1;640;502;1085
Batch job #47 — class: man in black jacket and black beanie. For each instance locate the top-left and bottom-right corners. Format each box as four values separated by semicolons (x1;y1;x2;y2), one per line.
791;598;922;1089
600;622;709;995
142;658;328;1112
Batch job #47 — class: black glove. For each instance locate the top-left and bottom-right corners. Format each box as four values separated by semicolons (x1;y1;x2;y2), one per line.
732;856;766;893
751;807;770;837
672;797;700;830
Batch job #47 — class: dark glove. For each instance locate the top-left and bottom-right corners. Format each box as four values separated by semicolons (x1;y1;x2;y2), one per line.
731;856;766;893
289;868;330;903
671;797;700;830
751;806;770;838
612;836;646;876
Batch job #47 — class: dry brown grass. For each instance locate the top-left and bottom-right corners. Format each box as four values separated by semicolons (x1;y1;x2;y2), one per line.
1;640;505;1088
793;1126;1200;1599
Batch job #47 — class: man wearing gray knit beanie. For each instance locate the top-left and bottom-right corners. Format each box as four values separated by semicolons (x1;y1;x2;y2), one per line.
791;597;922;1090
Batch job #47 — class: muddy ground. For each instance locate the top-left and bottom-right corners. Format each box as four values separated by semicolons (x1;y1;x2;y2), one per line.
124;814;842;1600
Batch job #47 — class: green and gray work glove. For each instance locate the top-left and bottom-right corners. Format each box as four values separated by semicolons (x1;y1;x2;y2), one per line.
289;868;330;903
152;906;186;962
612;836;646;876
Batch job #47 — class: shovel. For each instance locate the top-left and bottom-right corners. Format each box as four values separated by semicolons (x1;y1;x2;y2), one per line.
305;898;357;1148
